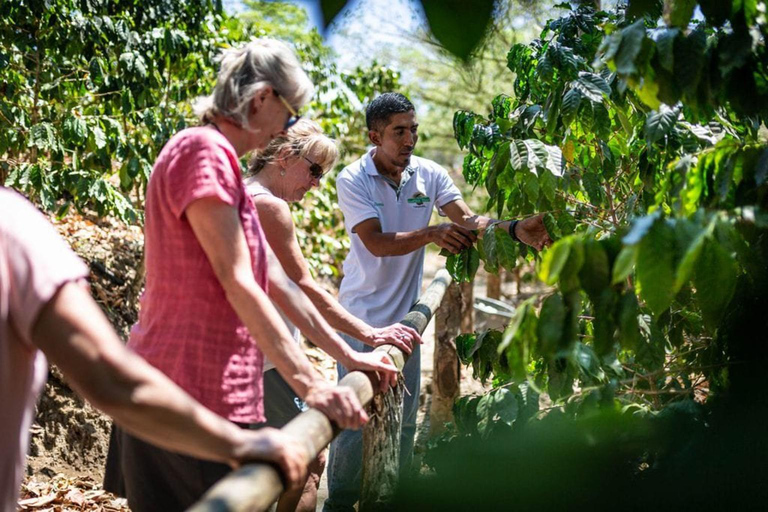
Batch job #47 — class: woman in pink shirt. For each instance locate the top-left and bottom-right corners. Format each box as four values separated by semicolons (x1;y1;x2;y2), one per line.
104;39;398;511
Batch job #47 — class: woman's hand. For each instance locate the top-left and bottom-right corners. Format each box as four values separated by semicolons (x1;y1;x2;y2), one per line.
304;382;369;430
232;428;309;490
344;351;401;391
366;323;422;354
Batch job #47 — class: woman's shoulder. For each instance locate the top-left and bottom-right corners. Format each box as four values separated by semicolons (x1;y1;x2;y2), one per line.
165;126;234;156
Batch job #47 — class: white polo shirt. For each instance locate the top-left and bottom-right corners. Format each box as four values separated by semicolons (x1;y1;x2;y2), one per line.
337;148;462;328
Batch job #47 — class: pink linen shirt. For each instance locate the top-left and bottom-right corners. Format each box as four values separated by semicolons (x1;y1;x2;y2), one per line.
128;127;269;424
0;188;89;512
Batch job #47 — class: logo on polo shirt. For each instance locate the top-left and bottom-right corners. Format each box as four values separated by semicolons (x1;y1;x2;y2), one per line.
407;192;430;208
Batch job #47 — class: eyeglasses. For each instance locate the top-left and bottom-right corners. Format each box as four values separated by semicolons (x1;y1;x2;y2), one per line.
303;156;325;179
274;91;301;130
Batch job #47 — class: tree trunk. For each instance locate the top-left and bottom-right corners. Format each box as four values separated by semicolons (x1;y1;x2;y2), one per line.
430;282;462;436
360;381;403;511
486;269;502;300
460;281;474;333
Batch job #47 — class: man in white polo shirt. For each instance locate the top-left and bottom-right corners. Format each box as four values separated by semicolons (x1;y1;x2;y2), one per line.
324;93;552;511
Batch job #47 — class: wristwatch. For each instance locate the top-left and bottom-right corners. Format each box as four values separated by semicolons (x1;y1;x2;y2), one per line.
508;219;521;242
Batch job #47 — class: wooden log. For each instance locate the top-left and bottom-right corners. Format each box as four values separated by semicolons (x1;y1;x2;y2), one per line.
189;270;452;512
430;282;461;437
360;378;403;511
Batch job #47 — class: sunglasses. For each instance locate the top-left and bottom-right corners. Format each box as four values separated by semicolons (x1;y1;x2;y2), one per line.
303;156;325;179
274;91;301;130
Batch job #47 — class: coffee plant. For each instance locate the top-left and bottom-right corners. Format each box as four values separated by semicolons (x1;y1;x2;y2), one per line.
0;0;401;277
434;0;768;477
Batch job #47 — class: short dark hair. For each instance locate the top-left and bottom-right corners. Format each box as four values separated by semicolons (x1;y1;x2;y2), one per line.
365;93;414;131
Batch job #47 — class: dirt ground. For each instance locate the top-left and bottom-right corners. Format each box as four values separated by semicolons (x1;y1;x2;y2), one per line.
18;212;530;511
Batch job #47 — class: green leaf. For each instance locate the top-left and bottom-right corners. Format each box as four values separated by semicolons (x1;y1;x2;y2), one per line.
29;123;56;152
578;239;610;301
693;239;739;332
319;0;346;27
543;212;561;241
618;291;640;350
91;124;107;150
573;72;611;103
509;140;528;171
63;116;88;144
467;246;480;281
456;333;478;363
698;0;730;26
421;0;495;60
500;300;536;381
495;227;518;272
557;211;577;236
663;0;697;28
477;388;518;437
623;213;660;245
614;20;646;75
539;237;572;285
627;0;663;19
673;29;706;96
674;229;707;292
561;88;582;126
482;225;499;273
755;148;768;185
540;170;557;205
653;28;679;73
537;293;566;358
521;172;539;202
637;219;676;315
612;244;637;284
453;111;477;150
644;105;679;144
582;171;604;205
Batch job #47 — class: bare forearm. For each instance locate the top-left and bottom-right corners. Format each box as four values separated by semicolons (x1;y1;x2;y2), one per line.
298;279;376;345
224;275;324;398
34;283;246;465
455;212;511;235
268;267;355;365
361;226;435;256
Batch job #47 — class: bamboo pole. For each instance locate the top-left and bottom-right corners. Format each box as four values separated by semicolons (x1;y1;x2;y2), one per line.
188;269;452;512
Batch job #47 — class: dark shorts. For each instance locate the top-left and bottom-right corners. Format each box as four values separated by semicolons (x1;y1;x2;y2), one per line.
103;370;306;511
262;368;308;428
103;425;233;512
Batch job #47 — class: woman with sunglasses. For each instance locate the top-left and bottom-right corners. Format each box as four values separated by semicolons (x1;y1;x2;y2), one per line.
245;119;421;512
104;40;399;512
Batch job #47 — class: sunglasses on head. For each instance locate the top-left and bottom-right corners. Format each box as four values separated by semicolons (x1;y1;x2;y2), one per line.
303;156;325;179
274;91;301;130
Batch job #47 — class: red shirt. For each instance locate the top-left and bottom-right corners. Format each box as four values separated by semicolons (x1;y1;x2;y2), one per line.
129;127;269;423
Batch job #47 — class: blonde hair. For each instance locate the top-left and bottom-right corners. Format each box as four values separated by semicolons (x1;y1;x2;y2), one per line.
248;119;339;176
193;38;314;129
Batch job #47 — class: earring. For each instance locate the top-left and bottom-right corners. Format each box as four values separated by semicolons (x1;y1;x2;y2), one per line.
280;169;286;176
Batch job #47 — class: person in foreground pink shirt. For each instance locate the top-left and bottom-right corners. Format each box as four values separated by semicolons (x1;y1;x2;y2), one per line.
0;188;308;512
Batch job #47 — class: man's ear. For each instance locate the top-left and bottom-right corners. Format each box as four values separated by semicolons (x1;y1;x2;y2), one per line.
368;129;381;146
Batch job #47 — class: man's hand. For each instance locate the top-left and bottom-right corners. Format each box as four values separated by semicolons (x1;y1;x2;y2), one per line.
515;215;553;251
233;428;309;490
367;324;422;354
304;383;369;430
430;223;477;254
